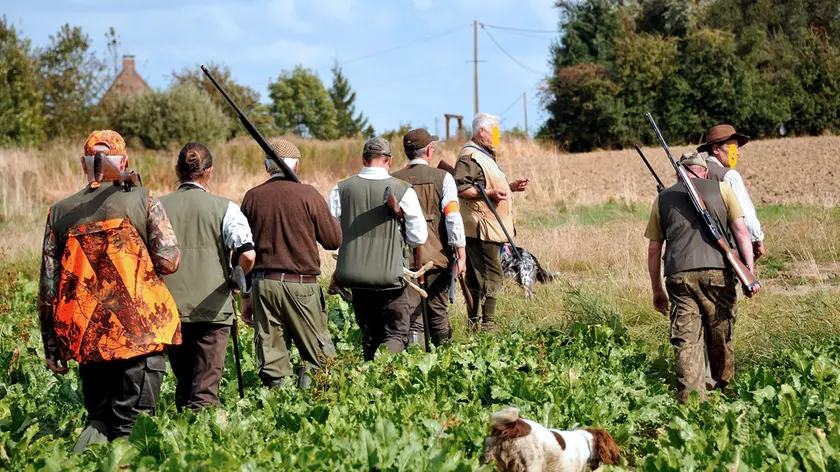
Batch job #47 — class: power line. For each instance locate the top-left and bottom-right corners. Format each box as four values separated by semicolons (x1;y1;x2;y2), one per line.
479;24;546;76
490;28;556;42
340;24;470;66
499;94;523;119
482;24;557;34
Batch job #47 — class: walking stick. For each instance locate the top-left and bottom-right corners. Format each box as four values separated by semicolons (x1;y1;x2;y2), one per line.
473;183;522;259
230;266;247;399
414;247;432;353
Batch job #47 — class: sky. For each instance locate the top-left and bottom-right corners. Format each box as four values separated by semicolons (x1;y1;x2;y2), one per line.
4;0;560;136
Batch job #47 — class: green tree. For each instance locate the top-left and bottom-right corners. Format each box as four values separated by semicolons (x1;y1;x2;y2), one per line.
0;16;44;147
268;65;338;140
329;62;370;137
172;62;276;138
111;85;230;150
38;24;109;139
551;0;622;71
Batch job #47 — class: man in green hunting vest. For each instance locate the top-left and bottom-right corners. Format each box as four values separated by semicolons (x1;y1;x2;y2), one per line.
455;113;529;332
645;152;757;403
241;139;343;388
392;129;466;347
329;137;428;361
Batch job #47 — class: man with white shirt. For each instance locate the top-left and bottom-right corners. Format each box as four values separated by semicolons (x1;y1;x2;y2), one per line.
392;129;466;347
699;125;766;260
329;137;428;361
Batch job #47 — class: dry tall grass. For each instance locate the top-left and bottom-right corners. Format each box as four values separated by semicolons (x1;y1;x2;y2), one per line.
2;135;840;364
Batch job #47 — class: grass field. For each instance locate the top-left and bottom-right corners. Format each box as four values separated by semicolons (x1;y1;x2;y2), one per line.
2;135;840;469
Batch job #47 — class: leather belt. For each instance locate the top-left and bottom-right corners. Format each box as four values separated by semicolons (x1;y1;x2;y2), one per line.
254;270;318;284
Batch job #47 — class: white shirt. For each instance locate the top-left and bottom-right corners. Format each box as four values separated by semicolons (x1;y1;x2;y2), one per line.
328;167;428;247
179;183;254;250
407;158;466;248
705;158;764;242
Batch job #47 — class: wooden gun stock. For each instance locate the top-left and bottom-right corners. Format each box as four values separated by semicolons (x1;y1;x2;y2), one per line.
437;159;456;175
383;186;403;218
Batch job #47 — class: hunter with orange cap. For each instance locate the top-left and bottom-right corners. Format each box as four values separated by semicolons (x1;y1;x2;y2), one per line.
699;125;766;260
37;130;181;452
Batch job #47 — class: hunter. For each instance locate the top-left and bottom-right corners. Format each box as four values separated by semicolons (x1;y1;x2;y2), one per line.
240;139;342;388
645;151;758;403
329;137;428;361
698;125;766;260
37;130;181;451
454;113;529;332
160;142;256;411
392;129;467;347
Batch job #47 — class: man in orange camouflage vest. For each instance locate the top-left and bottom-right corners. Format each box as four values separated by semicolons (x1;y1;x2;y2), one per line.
455;113;529;332
37;131;182;452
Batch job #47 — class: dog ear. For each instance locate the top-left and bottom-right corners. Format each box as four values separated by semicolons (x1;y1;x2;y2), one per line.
551;431;566;450
584;428;621;468
492;419;532;439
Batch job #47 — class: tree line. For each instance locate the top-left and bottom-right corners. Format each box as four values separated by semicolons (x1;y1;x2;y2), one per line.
539;0;840;152
0;18;373;149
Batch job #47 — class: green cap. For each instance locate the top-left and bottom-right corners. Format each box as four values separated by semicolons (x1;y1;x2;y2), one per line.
679;151;707;169
363;137;392;158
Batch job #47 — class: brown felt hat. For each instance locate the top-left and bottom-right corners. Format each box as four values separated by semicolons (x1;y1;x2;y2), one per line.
403;128;439;153
697;124;749;153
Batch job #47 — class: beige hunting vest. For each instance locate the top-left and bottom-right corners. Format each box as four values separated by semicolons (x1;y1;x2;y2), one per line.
458;145;514;243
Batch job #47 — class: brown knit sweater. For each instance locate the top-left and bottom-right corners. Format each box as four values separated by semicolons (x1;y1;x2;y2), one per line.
241;178;341;275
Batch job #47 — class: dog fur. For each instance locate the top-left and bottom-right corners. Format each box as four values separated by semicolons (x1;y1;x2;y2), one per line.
501;245;560;298
483;407;620;472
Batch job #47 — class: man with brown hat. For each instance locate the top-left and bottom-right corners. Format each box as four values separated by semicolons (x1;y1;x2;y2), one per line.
455;113;529;332
698;125;766;260
38;130;181;451
329;137;428;360
392;129;466;347
240;139;342;388
645;151;758;403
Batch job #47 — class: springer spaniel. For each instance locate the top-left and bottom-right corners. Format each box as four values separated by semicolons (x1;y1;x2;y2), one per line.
482;407;620;472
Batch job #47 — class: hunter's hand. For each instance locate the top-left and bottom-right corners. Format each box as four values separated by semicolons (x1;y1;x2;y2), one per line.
455;257;467;277
753;241;766;261
510;179;529;192
46;357;69;375
653;288;669;316
488;189;509;202
241;297;254;327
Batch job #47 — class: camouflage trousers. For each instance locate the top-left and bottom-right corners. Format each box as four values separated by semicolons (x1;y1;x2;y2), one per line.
666;269;738;403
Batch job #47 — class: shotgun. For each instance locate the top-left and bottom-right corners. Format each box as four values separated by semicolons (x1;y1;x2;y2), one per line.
634;145;665;193
645;113;760;297
200;65;300;184
473;183;522;260
229;265;247;399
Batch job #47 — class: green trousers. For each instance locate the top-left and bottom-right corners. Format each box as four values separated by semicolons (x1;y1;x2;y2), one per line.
252;278;336;386
465;237;503;328
666;269;737;403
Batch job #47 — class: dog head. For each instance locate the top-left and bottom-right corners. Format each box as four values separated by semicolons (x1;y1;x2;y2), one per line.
584;428;621;469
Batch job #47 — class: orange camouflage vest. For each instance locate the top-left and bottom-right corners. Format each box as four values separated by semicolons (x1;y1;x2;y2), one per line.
54;218;181;363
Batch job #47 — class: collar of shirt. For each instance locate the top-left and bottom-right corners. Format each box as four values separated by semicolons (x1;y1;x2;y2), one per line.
268;172;286;181
358;166;391;180
179;182;207;191
705;156;724;167
409;159;429;166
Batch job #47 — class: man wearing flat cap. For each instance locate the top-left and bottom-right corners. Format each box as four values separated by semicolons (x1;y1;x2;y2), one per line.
241;138;342;388
329;137;428;361
645;151;757;403
699;125;766;261
392;129;466;347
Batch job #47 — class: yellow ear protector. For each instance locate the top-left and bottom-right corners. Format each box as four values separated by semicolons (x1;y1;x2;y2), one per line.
727;144;738;168
492;125;500;148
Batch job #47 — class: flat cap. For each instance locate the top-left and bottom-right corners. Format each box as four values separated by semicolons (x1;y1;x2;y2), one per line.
679;151;707;169
363;137;392;157
267;138;301;159
403;128;439;153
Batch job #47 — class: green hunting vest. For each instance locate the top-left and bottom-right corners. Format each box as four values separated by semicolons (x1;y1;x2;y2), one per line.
160;185;234;324
659;179;737;277
334;175;410;289
391;163;450;269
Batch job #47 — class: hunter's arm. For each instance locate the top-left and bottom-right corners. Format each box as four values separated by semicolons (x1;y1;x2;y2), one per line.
455;156;485;199
647;241;665;292
37;211;61;360
310;186;343;251
146;193;181;275
731;217;755;274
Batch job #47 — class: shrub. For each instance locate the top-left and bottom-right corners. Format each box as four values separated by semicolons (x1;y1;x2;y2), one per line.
110;85;230;150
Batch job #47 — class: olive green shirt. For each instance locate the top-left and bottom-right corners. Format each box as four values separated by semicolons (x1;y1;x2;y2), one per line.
645;182;744;243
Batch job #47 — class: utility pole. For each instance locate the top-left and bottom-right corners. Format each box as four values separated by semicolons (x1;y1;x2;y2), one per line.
434;116;439;137
523;92;528;136
473;20;479;115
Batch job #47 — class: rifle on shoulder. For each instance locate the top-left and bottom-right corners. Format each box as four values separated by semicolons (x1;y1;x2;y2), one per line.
634;145;665;193
200;65;300;184
645;113;760;297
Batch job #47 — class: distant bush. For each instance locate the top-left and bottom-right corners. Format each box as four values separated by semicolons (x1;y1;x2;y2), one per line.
110;85;230;150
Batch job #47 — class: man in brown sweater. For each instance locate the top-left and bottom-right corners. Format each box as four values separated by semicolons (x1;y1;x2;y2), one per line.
240;139;342;388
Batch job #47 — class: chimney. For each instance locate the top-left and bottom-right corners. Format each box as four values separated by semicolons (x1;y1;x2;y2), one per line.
122;55;135;72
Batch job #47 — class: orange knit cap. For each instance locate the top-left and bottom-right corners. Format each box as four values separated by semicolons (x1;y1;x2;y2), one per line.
83;130;127;156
